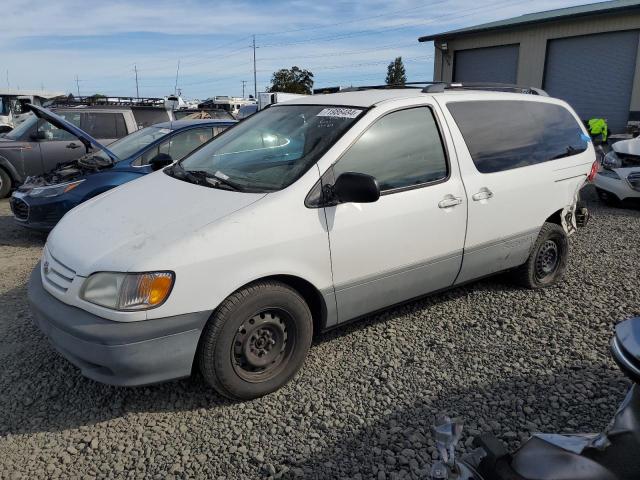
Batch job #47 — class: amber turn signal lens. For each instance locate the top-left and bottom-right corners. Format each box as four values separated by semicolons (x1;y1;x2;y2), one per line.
148;274;173;306
63;182;82;193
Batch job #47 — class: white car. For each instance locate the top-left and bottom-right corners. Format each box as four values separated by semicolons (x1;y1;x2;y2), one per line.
594;136;640;206
28;86;597;399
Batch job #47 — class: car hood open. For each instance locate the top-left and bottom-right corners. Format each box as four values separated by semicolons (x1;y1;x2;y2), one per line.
46;170;267;276
26;104;120;163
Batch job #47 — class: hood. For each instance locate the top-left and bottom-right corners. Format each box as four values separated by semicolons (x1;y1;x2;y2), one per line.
612;137;640;156
26;104;120;163
46;170;267;276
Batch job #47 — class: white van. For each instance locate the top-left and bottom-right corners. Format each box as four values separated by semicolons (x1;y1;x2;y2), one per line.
28;86;597;399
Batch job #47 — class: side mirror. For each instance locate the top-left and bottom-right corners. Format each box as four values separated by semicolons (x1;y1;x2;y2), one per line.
149;153;173;171
333;172;380;204
30;131;47;141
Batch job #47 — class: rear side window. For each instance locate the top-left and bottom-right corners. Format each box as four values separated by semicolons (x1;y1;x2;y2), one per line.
115;114;127;137
82;113;120;139
333;107;448;192
447;100;588;174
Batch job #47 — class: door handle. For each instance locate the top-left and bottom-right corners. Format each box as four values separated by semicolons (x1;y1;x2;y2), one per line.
472;188;494;201
438;195;463;209
66;142;80;149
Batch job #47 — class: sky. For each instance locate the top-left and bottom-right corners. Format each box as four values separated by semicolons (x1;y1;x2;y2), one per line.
1;0;592;100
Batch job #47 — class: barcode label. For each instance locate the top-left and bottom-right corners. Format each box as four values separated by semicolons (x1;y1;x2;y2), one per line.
317;108;361;119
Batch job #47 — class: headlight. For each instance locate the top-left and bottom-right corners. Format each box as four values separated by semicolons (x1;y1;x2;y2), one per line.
81;271;174;311
29;180;84;198
602;151;622;169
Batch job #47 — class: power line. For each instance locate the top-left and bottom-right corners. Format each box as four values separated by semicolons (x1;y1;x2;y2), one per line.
255;0;449;37
259;0;530;48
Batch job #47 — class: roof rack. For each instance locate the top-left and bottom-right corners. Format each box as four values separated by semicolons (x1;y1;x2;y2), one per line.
421;82;548;96
46;95;167;108
332;82;440;93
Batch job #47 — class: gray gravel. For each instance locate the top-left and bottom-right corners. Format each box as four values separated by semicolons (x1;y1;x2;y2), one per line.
0;186;639;479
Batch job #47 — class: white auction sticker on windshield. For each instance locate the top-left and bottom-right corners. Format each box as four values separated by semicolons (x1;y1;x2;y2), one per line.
317;108;361;119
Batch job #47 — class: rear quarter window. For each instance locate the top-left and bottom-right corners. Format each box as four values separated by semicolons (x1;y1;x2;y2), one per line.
447;100;589;174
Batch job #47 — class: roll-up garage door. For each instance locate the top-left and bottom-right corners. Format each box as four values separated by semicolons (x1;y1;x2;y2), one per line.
453;44;519;84
544;30;639;133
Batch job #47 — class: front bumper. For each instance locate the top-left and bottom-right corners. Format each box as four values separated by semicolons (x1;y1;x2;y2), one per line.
28;264;211;386
10;190;85;232
594;171;640;201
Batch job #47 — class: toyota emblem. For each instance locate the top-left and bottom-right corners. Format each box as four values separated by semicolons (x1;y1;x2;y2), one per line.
43;261;49;274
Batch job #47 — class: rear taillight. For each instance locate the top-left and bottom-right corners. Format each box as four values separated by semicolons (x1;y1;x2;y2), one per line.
587;160;599;182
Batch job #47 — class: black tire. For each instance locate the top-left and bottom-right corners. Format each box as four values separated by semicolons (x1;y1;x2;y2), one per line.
0;168;11;198
513;222;569;289
198;280;313;400
596;188;621;207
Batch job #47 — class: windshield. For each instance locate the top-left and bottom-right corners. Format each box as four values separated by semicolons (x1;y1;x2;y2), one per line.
178;105;364;191
3;114;36;140
80;125;172;165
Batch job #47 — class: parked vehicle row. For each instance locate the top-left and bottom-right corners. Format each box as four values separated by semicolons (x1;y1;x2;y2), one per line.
10;105;235;231
26;85;597;400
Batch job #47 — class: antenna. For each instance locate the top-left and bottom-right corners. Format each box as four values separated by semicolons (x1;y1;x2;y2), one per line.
252;35;257;98
174;60;180;95
75;74;81;97
241;80;247;98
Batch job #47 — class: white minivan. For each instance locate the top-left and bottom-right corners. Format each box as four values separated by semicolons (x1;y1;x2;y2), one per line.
28;86;597;399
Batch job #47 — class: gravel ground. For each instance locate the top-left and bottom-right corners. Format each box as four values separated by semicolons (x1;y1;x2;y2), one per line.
0;187;639;480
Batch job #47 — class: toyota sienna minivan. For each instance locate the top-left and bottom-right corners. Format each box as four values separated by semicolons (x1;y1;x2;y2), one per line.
28;85;597;400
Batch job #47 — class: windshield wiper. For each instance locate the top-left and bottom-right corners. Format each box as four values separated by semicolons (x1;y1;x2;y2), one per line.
185;169;244;191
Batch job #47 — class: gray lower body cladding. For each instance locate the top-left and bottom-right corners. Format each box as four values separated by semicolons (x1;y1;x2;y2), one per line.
27;264;211;386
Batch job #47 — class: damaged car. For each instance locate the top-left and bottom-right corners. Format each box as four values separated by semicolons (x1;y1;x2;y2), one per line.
594;136;640;206
10;105;235;231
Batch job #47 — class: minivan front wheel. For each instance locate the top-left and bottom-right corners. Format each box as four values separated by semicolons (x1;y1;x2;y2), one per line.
513;222;569;289
198;280;313;400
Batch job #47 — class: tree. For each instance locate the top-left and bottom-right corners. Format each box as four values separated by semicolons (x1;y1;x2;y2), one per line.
385;57;407;86
268;66;314;94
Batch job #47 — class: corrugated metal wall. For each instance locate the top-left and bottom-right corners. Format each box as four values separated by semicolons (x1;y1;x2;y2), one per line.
453;45;519;83
431;11;640;118
544;30;639;131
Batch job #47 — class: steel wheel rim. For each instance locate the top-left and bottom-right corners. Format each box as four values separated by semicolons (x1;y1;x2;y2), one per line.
231;309;295;383
535;239;559;280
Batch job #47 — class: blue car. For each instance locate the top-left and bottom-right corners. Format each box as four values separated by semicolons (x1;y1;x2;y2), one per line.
10;105;236;231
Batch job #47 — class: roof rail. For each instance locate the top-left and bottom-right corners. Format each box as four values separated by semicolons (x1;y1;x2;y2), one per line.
422;82;548;96
316;82;442;93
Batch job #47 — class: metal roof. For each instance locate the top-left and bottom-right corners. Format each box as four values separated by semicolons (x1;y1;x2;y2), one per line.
418;0;640;42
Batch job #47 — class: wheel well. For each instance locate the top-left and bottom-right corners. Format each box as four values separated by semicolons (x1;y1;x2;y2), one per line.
261;275;326;334
545;209;563;226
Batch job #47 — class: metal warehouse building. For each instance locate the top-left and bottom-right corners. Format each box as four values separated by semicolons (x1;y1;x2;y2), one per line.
419;0;640;133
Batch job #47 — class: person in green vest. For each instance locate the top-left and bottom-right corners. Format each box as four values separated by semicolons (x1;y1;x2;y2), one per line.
587;118;608;143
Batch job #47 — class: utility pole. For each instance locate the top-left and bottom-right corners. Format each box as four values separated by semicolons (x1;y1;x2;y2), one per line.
174;60;180;96
252;35;257;98
241;80;247;98
134;64;140;98
75;75;81;97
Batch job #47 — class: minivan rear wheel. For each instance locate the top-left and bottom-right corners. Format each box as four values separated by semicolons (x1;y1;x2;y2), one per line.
198;280;313;400
0;168;11;198
513;222;569;289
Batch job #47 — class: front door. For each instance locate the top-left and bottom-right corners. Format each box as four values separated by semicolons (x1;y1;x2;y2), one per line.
325;105;467;323
37;111;85;172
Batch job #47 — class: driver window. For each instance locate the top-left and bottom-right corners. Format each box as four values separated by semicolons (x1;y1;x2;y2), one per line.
333;107;448;192
37;112;81;141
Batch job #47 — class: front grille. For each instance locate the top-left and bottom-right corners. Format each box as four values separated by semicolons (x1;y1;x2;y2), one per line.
42;249;76;293
10;198;29;221
628;172;640;192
